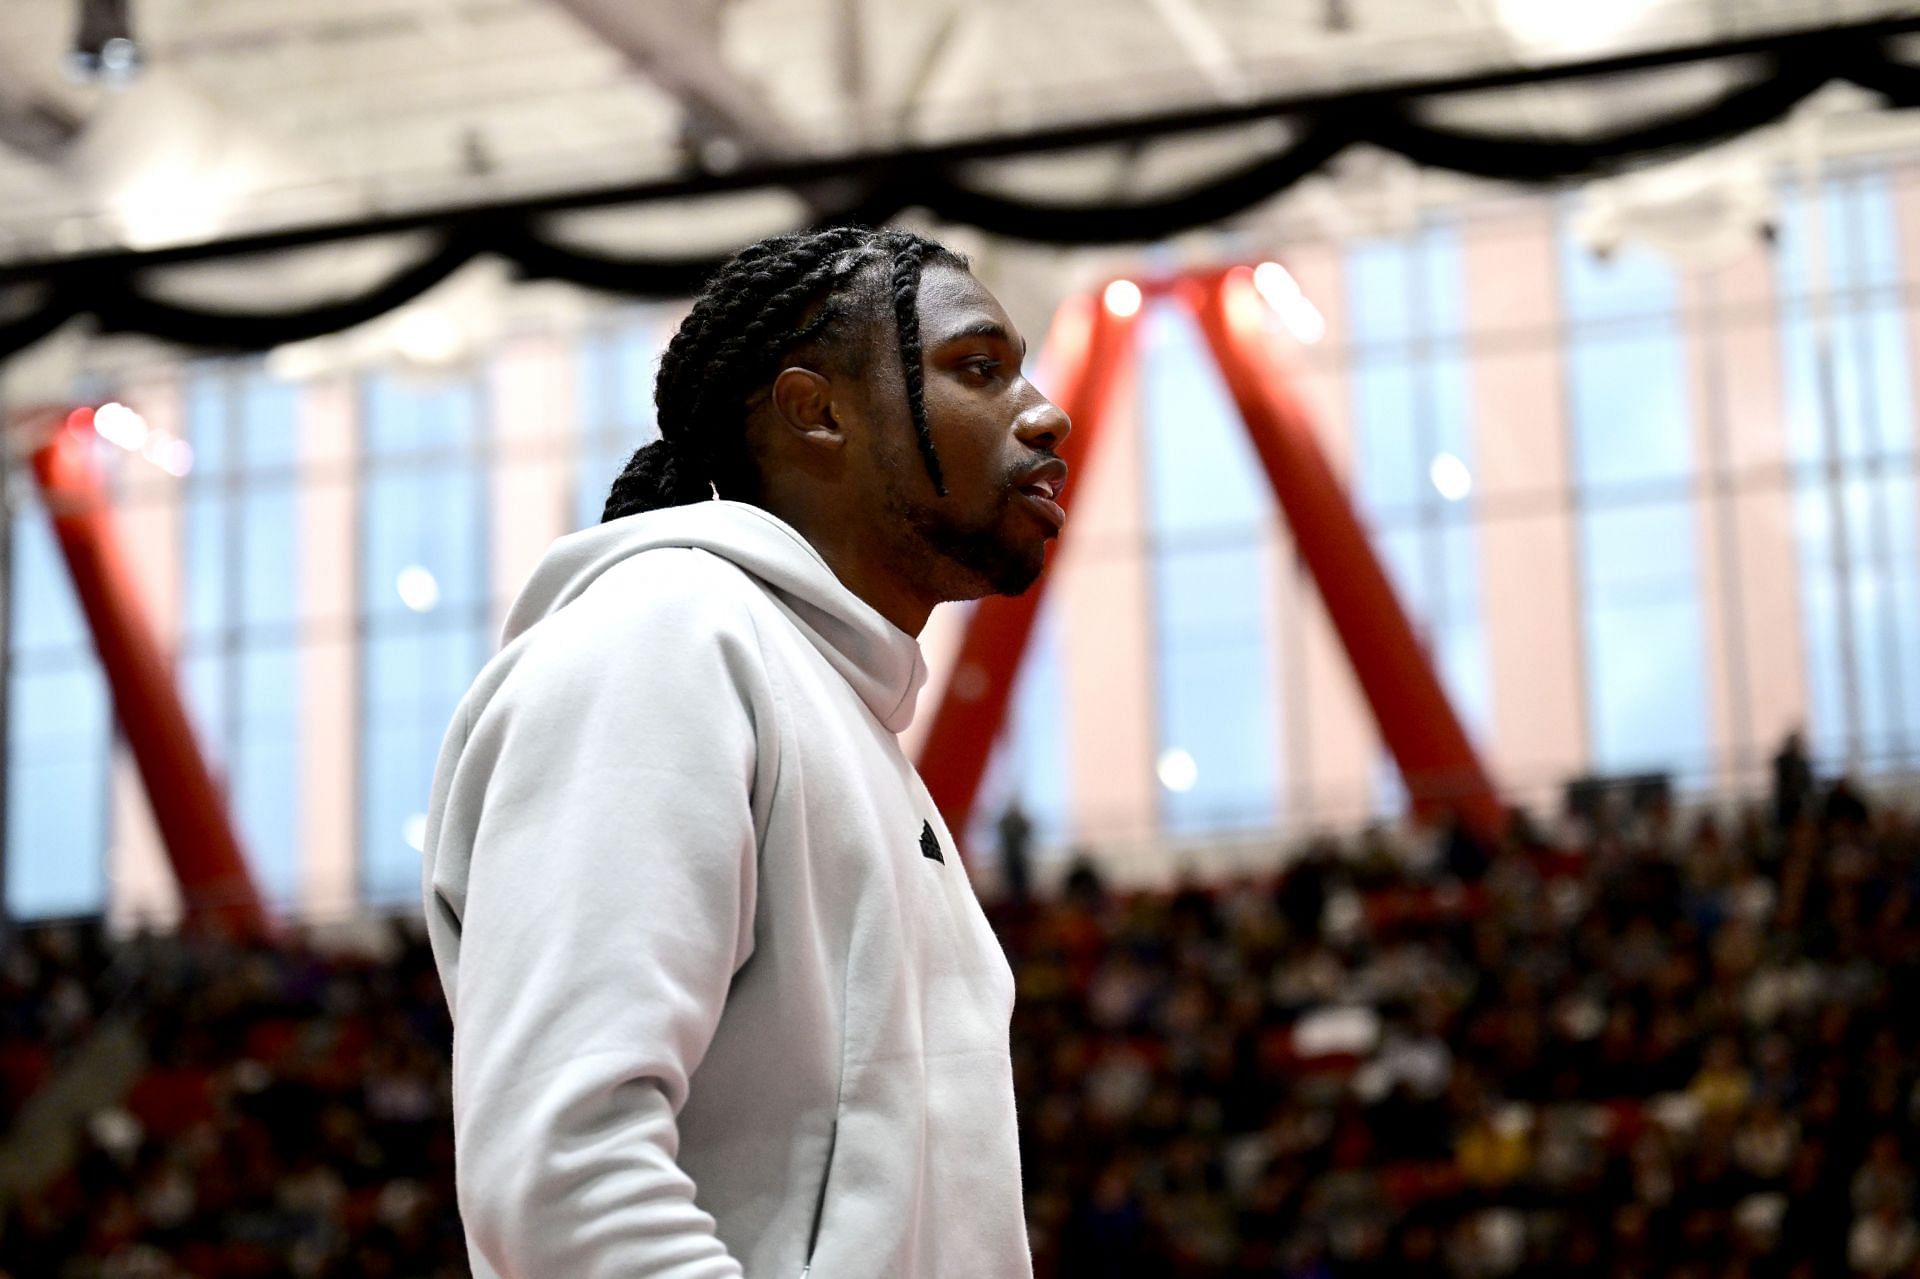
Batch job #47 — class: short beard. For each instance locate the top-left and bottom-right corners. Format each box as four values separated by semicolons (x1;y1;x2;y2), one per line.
883;470;1045;600
909;492;1044;597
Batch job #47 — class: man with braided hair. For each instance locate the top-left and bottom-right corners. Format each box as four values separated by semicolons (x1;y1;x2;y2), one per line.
422;225;1069;1278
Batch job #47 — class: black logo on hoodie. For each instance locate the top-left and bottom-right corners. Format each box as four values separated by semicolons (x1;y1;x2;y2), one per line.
919;821;944;864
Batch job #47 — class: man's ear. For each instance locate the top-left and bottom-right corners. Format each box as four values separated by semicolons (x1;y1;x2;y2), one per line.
768;367;846;452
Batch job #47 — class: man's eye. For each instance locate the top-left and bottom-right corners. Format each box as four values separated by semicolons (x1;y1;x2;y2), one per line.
961;358;1002;382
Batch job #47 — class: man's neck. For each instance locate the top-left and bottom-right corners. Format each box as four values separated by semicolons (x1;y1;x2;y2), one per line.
772;505;934;638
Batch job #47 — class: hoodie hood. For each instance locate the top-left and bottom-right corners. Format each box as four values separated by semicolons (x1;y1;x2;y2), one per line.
501;500;928;733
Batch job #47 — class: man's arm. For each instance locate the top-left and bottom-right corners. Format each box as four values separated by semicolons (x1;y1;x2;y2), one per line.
436;584;765;1277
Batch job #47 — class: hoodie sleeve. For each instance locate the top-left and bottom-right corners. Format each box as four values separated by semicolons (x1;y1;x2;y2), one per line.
439;573;768;1278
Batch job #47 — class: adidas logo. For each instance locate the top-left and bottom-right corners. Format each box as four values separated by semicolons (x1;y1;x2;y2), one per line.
919;820;944;864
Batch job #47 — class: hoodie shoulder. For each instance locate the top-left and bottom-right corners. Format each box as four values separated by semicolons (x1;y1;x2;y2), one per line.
518;546;768;666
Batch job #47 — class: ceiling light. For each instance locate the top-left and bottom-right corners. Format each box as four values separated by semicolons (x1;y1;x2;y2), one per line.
1103;279;1143;319
1254;260;1326;344
1492;0;1668;54
1156;747;1199;794
91;401;148;451
392;309;462;366
1253;261;1301;305
144;435;194;477
396;566;441;614
67;0;142;86
1430;453;1473;502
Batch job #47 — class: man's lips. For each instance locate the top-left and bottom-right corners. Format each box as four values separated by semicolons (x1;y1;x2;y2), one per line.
1013;457;1069;530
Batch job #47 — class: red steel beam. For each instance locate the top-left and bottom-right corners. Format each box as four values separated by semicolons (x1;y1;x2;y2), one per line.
1185;268;1505;842
30;416;272;941
915;292;1138;843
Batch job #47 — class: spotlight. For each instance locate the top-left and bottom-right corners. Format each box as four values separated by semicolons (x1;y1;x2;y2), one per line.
1156;747;1199;794
1102;279;1143;319
396;566;441;614
91;401;148;450
1253;261;1326;345
68;0;142;86
1430;453;1473;502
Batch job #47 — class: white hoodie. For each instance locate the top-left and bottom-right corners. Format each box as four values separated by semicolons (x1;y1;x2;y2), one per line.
421;500;1030;1279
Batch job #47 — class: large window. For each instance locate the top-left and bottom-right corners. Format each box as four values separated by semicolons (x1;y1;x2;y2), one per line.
1559;227;1713;779
574;314;667;531
1143;300;1282;835
1776;172;1920;771
6;496;112;920
179;365;304;909
1345;224;1490;810
971;599;1071;855
359;373;491;906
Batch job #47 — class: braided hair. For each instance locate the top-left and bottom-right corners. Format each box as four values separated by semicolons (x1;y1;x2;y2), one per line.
602;226;967;523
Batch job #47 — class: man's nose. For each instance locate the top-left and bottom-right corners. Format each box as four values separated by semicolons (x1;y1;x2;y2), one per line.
1014;394;1071;453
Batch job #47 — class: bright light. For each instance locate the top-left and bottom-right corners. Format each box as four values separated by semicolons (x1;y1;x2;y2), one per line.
402;813;428;853
146;436;195;477
1156;748;1199;794
91;402;149;451
393;308;462;365
112;169;234;250
1430;453;1473;502
1493;0;1667;53
1253;260;1326;344
1102;279;1143;319
396;566;441;614
99;37;139;76
1253;261;1301;305
1280;296;1326;344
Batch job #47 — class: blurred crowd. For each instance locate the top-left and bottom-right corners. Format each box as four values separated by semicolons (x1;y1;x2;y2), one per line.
1002;751;1920;1277
0;921;461;1278
0;738;1916;1277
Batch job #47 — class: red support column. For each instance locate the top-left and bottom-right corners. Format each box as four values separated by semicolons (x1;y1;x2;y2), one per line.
31;417;272;941
1186;268;1505;842
915;293;1138;845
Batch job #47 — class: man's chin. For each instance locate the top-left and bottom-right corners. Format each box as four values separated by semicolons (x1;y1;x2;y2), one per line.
914;517;1050;600
986;548;1046;597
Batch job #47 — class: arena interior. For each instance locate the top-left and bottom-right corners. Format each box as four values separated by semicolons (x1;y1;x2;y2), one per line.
6;0;1920;1275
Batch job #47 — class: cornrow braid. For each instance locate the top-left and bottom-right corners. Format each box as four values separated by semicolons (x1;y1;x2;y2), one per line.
888;238;946;497
601;225;967;523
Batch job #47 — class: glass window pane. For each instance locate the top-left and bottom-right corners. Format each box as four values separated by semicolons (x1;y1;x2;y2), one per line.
1567;328;1693;488
234;646;301;908
363;466;487;618
240;485;300;631
1560;235;1678;322
1158;639;1278;834
6;665;110;919
1346;240;1414;347
1580;503;1709;776
365;376;482;457
12;506;91;654
1351;359;1422;515
362;628;480;905
183;369;230;477
240;372;301;471
1142;303;1273;538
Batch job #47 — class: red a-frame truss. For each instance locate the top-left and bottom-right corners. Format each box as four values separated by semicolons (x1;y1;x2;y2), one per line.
28;410;272;941
912;265;1505;849
20;263;1499;934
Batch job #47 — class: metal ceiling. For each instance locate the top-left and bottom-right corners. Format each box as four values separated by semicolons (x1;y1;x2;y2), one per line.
0;0;1915;264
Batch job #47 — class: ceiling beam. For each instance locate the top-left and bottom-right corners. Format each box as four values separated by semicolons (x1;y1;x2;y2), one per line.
545;0;805;162
1141;0;1252;102
0;45;86;165
9;10;1920;281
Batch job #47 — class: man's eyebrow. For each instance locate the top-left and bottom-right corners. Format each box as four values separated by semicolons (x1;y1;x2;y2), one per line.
936;320;1028;360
